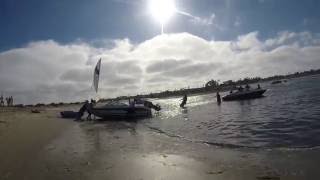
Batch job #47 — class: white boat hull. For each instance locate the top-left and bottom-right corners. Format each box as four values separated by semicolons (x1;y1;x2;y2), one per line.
91;106;152;119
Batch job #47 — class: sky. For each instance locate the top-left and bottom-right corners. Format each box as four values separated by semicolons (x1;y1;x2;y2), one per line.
0;0;320;104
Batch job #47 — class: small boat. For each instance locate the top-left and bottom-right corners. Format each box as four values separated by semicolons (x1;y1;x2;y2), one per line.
222;89;267;101
31;109;41;113
271;80;282;84
91;100;160;119
60;111;78;118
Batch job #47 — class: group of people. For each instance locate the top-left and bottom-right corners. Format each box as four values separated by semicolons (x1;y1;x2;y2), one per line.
230;84;261;93
180;92;221;108
0;95;14;107
180;84;262;107
75;84;262;120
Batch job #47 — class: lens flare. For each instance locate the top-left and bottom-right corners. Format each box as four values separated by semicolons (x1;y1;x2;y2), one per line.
149;0;176;25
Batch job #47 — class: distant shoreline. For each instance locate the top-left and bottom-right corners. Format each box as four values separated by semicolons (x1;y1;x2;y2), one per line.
5;68;320;107
107;68;320;101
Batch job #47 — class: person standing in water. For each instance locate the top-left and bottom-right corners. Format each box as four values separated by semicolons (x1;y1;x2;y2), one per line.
216;92;221;104
257;84;261;89
180;94;187;108
245;84;250;91
86;99;96;120
75;100;89;121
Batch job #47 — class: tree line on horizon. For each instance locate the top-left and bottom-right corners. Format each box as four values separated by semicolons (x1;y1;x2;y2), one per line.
5;68;320;107
125;68;320;99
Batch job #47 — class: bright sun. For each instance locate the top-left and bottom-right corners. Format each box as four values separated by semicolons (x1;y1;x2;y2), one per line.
149;0;176;25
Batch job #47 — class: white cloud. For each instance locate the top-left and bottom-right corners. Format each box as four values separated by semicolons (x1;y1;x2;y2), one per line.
0;32;320;104
233;31;262;50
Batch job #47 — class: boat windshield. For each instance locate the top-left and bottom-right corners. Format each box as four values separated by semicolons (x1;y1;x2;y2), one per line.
103;101;128;107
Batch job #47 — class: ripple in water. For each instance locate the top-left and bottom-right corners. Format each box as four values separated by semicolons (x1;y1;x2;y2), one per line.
144;75;320;149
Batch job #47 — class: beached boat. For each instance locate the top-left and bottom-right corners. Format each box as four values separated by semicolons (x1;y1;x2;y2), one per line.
91;100;160;119
222;89;267;101
60;111;78;118
84;59;162;120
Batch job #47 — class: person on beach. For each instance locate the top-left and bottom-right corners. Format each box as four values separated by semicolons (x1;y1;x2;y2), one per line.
6;97;10;107
0;95;4;107
10;96;13;106
216;92;221;104
180;94;187;108
75;100;89;121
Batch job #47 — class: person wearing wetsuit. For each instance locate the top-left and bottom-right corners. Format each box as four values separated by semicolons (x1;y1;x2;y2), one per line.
245;84;250;91
216;92;221;104
86;99;96;120
76;100;89;121
257;84;261;89
180;94;187;108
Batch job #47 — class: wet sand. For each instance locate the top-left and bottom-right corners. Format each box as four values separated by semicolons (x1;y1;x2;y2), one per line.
0;107;319;180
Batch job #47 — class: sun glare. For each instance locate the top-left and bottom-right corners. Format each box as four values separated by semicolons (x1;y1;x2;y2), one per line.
149;0;176;25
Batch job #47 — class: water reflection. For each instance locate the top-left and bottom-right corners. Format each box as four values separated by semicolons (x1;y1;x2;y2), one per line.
181;107;188;121
147;75;320;148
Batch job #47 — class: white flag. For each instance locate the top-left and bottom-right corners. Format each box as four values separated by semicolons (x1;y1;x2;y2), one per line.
93;58;101;93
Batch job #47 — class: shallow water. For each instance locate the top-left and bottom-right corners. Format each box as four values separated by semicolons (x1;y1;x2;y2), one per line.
143;75;320;149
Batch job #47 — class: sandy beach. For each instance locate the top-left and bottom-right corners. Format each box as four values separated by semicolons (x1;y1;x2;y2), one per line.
0;106;319;180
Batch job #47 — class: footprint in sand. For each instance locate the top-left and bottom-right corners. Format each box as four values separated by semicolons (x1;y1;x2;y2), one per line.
256;176;280;180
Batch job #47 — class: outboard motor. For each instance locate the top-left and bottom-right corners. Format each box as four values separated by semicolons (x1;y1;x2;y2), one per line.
152;104;161;111
143;101;161;111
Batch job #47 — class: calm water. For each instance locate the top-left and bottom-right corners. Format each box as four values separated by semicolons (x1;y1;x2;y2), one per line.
143;75;320;149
